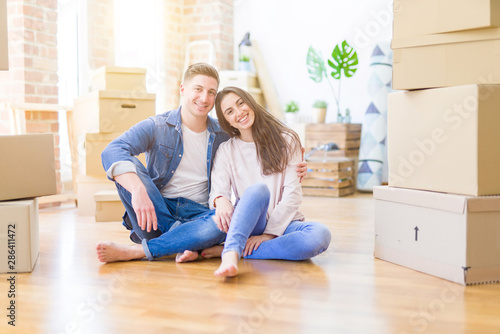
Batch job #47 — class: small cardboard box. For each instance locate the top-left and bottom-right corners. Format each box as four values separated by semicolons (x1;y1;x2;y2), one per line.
219;71;259;90
80;132;147;176
0;199;39;274
77;175;117;216
388;84;500;196
374;186;500;285
392;27;500;90
94;190;124;222
72;90;156;140
0;134;57;201
91;66;147;92
393;0;500;39
0;0;8;71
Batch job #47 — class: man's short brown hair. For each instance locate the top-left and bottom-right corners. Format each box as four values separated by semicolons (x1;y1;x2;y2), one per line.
183;63;220;86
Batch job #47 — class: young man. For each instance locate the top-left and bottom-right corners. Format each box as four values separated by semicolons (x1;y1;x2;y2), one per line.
96;63;306;263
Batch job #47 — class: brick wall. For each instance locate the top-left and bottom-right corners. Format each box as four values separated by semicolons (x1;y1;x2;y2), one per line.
87;0;114;71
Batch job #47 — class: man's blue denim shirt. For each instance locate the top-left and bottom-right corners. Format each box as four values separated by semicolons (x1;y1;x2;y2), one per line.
101;106;230;193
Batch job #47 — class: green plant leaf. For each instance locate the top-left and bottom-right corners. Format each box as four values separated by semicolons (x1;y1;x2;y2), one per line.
306;46;326;83
328;40;358;80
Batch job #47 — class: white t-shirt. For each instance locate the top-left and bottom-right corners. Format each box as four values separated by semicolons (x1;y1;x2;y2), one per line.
209;137;304;236
161;124;210;206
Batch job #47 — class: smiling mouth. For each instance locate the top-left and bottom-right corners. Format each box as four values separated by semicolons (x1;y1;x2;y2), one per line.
238;114;248;123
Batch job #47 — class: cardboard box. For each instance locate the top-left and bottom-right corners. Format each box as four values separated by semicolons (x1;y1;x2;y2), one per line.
0;134;57;201
0;0;8;71
72;90;156;140
80;132;147;176
393;0;500;39
94;190;124;222
392;27;500;90
219;71;259;90
77;175;117;216
91;66;147;92
388;85;500;196
374;186;500;285
0;199;39;273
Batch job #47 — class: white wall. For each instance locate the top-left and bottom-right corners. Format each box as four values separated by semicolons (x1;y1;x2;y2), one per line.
234;0;393;123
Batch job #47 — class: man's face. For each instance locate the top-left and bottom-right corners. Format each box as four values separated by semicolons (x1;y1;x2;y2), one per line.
180;74;218;119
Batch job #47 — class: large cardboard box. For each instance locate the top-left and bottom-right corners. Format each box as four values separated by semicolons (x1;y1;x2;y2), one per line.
0;0;8;71
0;134;57;201
81;132;147;176
393;0;500;39
77;175;117;216
392;27;500;90
0;199;39;274
388;85;500;196
72;90;156;140
374;186;500;285
94;190;124;222
91;66;147;92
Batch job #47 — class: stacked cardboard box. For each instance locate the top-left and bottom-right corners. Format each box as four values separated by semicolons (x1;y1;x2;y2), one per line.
375;0;500;285
73;66;154;220
0;134;57;273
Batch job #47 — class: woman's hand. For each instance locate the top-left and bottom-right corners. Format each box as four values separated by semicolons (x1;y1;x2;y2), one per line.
243;234;276;257
213;197;234;233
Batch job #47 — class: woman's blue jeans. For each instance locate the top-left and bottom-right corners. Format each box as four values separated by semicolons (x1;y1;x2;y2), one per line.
223;183;332;261
114;157;227;260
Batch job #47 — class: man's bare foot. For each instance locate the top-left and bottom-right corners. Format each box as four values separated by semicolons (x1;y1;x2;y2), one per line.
214;251;239;278
201;245;224;258
96;242;145;263
175;250;199;263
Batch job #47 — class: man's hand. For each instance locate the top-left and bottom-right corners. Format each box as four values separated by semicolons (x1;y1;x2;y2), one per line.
212;197;234;233
243;234;276;256
115;172;157;232
131;186;158;232
296;147;308;183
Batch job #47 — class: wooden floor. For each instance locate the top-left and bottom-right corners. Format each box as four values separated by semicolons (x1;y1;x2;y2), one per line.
1;192;500;334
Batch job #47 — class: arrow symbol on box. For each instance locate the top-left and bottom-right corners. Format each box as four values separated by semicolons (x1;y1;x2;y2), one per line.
414;226;419;241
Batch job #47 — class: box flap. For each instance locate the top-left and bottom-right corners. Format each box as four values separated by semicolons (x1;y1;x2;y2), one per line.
94;66;147;75
373;186;468;214
467;196;500;212
392;26;500;49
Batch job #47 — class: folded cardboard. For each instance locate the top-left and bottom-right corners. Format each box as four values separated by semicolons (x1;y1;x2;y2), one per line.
0;0;8;70
77;175;117;216
72;90;156;141
388;84;500;196
374;186;500;285
94;190;124;222
393;0;500;39
0;134;57;201
80;132;147;176
0;199;39;274
392;27;500;90
91;66;147;92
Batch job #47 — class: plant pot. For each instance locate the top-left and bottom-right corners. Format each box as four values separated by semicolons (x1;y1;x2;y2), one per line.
285;112;297;124
312;108;327;123
238;61;251;71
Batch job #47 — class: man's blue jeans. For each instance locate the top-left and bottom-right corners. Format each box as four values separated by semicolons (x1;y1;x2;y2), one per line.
115;157;226;260
223;183;332;260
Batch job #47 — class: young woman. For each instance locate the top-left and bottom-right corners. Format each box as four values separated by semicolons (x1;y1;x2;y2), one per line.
205;86;331;277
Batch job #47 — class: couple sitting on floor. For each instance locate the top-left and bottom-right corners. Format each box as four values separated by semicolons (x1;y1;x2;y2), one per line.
96;63;331;277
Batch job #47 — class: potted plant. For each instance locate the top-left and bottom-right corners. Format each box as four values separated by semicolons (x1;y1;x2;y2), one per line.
306;40;359;123
312;100;328;123
284;100;299;124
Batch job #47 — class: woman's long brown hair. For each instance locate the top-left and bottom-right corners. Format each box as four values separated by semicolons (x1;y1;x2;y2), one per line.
215;86;301;175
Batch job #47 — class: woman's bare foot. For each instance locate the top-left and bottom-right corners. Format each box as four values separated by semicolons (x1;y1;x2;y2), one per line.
201;245;224;258
214;251;239;277
96;242;145;263
175;250;199;263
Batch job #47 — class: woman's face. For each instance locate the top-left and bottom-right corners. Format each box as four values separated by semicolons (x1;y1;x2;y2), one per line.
220;92;255;135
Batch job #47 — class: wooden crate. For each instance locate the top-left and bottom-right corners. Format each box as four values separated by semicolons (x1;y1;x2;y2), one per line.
305;123;361;157
302;157;356;197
